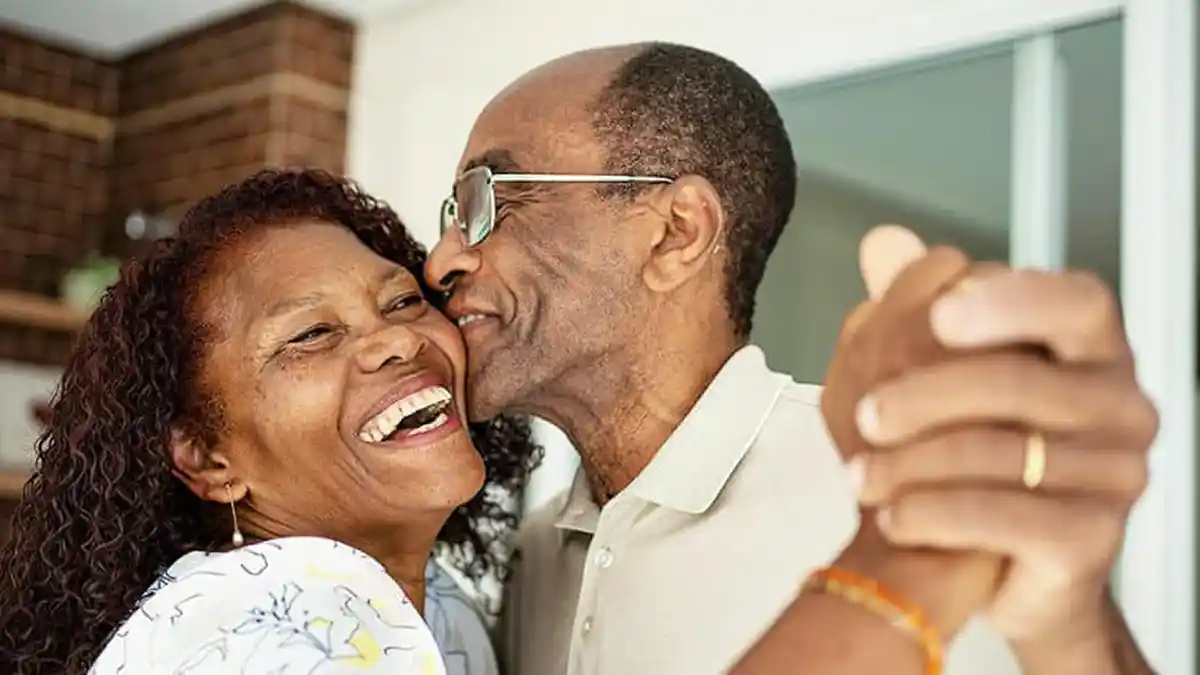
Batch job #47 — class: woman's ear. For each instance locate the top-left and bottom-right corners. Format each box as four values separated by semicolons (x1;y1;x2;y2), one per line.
168;427;240;502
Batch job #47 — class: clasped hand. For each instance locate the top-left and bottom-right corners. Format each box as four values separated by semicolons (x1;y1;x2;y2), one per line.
825;225;1157;658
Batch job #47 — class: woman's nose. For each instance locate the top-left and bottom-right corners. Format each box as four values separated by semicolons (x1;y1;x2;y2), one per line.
354;324;426;373
425;228;480;293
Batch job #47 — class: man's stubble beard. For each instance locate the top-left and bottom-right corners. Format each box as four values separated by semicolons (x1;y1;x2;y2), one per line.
464;324;615;425
464;337;561;422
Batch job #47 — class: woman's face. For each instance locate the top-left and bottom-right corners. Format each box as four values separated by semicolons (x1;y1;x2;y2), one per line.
177;221;485;544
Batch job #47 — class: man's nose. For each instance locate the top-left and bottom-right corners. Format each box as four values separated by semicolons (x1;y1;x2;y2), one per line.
425;228;480;292
355;323;427;374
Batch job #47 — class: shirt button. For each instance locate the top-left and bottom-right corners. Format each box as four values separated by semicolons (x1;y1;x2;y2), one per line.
581;616;594;636
595;547;615;569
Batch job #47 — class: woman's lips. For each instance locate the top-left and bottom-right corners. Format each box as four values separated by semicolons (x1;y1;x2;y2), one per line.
358;384;452;442
367;403;463;450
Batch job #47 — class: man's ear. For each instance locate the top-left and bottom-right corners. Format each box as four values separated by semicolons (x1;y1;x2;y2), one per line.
642;175;725;293
169;427;241;503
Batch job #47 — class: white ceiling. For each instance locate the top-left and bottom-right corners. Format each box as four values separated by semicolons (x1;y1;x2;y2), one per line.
773;19;1123;276
0;0;432;56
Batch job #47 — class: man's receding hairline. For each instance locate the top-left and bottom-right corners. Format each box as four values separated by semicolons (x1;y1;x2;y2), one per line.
460;47;650;177
516;42;656;111
571;42;653;75
572;41;799;339
578;42;661;163
588;42;656;102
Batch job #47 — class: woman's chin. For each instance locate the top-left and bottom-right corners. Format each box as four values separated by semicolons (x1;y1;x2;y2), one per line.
360;430;487;506
448;447;489;505
404;465;488;517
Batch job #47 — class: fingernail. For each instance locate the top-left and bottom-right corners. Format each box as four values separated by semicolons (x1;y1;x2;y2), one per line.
856;395;881;441
845;456;865;496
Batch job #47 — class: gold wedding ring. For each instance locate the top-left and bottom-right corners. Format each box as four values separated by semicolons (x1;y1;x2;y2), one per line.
1022;431;1048;490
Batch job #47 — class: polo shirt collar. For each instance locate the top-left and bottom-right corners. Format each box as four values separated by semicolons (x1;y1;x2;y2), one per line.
552;345;789;534
554;467;602;536
626;345;789;514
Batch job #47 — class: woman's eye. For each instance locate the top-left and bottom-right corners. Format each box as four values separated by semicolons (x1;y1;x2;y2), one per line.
386;295;425;314
288;325;332;344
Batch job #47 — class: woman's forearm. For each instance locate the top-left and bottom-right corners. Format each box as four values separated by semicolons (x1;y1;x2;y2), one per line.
728;542;999;675
730;589;934;675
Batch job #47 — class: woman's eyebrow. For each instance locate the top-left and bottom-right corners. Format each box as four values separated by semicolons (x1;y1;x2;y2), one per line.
262;293;324;321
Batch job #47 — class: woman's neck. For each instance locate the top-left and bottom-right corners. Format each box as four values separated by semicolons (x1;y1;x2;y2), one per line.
376;551;432;614
238;515;445;615
349;523;443;615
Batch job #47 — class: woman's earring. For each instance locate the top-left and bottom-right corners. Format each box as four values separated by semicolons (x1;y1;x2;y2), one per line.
225;482;244;548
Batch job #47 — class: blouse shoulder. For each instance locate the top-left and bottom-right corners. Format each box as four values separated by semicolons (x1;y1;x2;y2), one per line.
89;537;446;675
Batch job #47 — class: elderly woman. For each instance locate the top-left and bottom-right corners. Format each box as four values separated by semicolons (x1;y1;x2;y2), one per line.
0;169;540;675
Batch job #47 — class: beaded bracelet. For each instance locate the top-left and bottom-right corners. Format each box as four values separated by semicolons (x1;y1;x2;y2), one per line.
804;566;944;675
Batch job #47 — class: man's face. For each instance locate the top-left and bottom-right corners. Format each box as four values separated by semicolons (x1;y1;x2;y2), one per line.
425;63;652;422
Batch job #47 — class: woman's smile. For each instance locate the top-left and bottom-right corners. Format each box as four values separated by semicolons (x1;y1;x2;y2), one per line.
355;376;465;448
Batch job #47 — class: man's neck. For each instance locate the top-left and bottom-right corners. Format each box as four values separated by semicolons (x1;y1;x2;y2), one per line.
532;338;743;503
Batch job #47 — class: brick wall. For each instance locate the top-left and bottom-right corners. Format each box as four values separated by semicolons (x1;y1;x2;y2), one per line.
107;2;355;257
0;27;117;365
0;1;356;361
270;5;354;170
0;1;356;542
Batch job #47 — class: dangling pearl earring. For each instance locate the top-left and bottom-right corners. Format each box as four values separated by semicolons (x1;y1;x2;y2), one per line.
225;482;244;548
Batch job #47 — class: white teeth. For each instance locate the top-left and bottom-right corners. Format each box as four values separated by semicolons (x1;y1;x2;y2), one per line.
358;386;452;443
457;314;486;327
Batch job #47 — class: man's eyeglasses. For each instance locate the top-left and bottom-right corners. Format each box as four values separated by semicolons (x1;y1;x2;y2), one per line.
440;166;673;247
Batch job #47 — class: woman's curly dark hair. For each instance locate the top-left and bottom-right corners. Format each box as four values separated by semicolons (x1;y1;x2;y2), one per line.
0;168;542;675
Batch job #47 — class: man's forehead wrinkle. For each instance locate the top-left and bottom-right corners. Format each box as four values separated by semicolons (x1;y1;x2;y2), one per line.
461;119;600;175
475;59;615;133
462;149;522;174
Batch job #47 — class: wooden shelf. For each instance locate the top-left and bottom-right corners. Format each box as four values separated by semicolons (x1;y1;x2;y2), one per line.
0;290;87;332
0;468;31;500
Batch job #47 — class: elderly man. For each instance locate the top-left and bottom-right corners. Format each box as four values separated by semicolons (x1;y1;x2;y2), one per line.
426;42;1156;675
